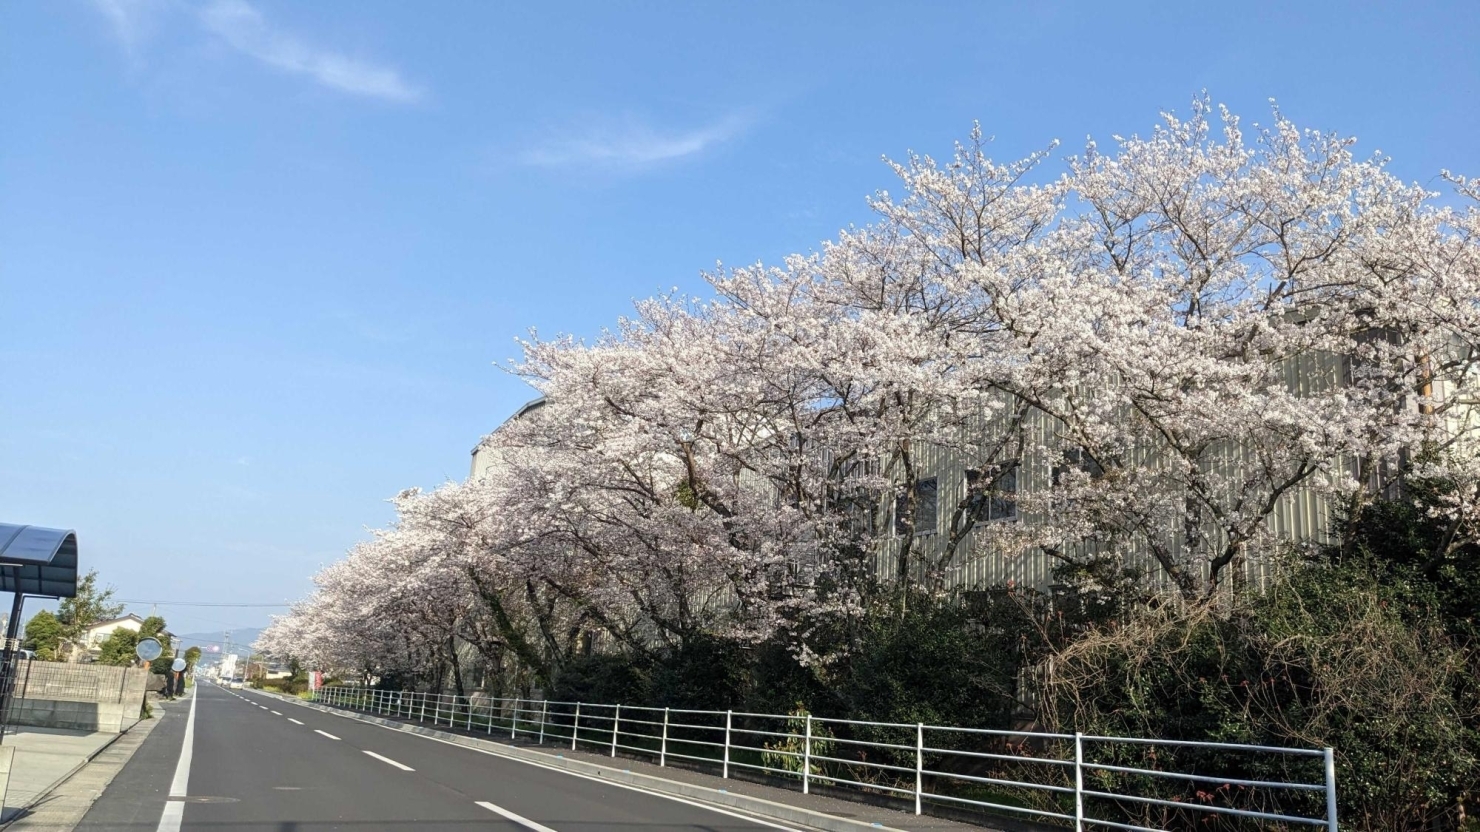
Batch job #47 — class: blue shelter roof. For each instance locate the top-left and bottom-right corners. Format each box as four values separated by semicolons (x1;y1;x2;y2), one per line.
0;524;79;598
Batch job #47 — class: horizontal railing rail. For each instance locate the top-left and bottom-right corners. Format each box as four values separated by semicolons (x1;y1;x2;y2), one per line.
308;685;1338;831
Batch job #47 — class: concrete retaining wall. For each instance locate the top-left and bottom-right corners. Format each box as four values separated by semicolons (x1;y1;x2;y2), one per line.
4;661;149;733
6;699;140;733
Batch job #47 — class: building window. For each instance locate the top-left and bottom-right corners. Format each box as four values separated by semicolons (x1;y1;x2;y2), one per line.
966;465;1018;522
990;467;1017;520
894;477;939;535
1053;447;1104;485
916;477;938;534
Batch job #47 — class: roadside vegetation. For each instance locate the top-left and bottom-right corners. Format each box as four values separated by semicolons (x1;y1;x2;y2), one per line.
261;100;1480;830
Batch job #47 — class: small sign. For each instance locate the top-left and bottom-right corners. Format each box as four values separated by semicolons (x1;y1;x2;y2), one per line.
136;638;163;662
172;657;187;673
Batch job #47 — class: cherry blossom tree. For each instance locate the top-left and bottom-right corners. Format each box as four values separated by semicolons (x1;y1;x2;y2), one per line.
264;97;1479;682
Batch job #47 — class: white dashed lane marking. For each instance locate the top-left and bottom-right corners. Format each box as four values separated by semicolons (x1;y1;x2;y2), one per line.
314;730;341;740
476;801;558;832
362;750;415;771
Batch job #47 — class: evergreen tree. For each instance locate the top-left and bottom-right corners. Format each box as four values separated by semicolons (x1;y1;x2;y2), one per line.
22;610;64;660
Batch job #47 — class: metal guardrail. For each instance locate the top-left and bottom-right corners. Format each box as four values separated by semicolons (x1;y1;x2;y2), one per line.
311;686;1338;831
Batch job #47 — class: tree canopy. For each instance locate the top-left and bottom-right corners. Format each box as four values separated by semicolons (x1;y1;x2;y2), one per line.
22;610;64;660
263;99;1480;686
56;569;125;654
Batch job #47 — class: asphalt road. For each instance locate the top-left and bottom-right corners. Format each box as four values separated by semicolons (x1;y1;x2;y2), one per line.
79;681;805;832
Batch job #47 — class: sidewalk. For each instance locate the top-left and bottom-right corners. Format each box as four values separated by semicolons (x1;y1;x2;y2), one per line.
0;728;119;823
0;695;175;831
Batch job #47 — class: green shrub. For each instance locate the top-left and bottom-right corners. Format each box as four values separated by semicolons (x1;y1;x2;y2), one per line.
548;653;651;705
1039;562;1477;831
760;704;834;780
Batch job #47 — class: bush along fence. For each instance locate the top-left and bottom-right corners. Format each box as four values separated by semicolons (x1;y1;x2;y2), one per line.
311;686;1338;831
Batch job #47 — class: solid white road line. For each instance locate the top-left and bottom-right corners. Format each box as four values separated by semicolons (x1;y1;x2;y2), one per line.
155;686;198;832
288;718;304;725
362;750;415;771
476;801;559;832
314;730;341;740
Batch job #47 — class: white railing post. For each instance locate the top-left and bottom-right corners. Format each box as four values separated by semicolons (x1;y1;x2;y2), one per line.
468;697;474;730
915;722;924;815
660;707;670;767
571;702;581;750
611;704;621;757
803;715;812;794
419;693;426;723
1074;732;1085;832
723;710;732;779
511;697;520;739
1324;747;1338;832
539;700;547;744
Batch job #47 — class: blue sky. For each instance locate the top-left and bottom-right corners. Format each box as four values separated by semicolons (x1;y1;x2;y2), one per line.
3;0;1477;635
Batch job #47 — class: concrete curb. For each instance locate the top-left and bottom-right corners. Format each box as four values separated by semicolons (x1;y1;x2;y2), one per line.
267;692;911;832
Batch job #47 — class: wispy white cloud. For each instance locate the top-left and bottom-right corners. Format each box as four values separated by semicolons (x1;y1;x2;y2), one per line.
197;0;420;102
520;112;755;170
91;0;169;56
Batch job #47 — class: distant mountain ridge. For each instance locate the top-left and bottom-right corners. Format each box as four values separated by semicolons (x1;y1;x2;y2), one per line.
176;628;264;657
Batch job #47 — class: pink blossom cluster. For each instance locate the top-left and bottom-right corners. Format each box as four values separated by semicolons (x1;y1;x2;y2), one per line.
259;99;1480;679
